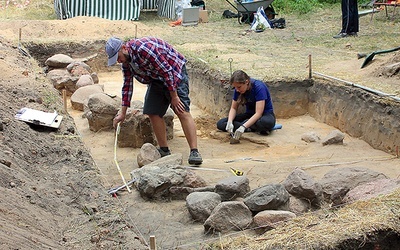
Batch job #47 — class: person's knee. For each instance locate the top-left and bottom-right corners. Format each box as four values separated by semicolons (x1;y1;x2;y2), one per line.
216;119;227;131
176;110;193;122
255;117;275;131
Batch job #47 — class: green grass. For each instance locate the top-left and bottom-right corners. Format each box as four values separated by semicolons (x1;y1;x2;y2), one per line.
0;0;56;19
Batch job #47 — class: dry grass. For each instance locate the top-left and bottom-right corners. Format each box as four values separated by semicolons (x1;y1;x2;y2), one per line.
206;188;400;249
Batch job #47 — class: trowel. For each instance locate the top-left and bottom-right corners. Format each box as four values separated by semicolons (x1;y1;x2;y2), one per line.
229;133;240;144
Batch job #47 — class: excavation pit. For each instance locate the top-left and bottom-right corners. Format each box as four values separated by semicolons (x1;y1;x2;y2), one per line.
23;40;400;249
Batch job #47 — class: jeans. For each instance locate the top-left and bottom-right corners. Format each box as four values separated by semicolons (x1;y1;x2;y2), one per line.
216;112;276;132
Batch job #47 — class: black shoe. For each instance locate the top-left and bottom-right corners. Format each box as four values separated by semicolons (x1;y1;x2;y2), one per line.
188;150;203;165
157;148;171;157
259;130;271;135
333;32;357;39
333;32;348;39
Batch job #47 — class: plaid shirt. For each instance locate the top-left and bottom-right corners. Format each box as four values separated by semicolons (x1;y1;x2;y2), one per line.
120;37;186;107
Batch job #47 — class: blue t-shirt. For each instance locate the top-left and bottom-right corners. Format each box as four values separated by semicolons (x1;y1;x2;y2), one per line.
233;78;274;115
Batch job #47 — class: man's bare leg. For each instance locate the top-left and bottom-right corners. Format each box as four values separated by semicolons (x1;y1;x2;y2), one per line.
148;114;168;148
176;111;197;149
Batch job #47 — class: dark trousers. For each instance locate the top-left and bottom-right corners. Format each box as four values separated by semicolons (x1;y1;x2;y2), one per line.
216;112;276;133
341;0;359;33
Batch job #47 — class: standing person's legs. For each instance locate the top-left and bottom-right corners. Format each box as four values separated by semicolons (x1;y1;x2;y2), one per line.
143;81;170;151
176;65;202;165
334;0;357;38
348;0;359;33
175;66;198;150
341;0;349;33
176;111;198;149
148;115;168;147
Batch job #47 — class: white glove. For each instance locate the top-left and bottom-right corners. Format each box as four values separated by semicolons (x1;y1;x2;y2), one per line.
233;125;246;140
225;121;234;134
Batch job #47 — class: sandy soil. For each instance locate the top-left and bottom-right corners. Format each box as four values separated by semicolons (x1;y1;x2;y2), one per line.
0;9;399;250
68;72;399;249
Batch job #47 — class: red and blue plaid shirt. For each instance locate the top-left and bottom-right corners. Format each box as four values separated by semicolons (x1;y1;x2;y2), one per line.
120;37;186;107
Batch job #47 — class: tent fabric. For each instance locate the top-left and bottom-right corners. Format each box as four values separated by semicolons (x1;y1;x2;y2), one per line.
141;0;158;10
157;0;176;19
54;0;175;20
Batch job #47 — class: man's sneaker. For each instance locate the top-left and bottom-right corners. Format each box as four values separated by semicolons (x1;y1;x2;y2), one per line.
188;151;203;165
333;32;357;39
333;32;348;39
157;148;171;157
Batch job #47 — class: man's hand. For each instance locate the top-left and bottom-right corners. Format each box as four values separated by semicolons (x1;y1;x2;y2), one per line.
225;121;234;134
233;125;246;140
170;91;185;114
113;113;126;128
171;96;185;114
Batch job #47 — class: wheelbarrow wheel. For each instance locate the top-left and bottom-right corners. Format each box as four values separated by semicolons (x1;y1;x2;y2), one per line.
265;6;276;20
238;13;243;24
238;13;253;24
238;13;249;24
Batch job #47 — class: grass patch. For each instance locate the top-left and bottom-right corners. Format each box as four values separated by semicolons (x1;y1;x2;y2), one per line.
0;0;56;20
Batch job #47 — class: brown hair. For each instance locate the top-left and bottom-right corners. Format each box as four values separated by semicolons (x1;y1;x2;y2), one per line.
230;70;251;105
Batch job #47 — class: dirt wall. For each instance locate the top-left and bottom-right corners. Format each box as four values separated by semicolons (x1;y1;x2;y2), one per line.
189;61;400;156
26;44;400;156
26;41;107;71
308;80;400;155
187;61;232;118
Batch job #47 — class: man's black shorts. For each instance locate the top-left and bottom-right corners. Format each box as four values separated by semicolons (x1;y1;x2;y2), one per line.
143;65;191;117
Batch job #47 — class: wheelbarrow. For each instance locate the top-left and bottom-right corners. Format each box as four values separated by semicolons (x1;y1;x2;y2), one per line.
225;0;275;24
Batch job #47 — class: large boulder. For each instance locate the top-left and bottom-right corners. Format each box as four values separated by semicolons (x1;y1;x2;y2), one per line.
45;54;74;68
283;168;322;206
85;93;120;131
243;184;290;212
204;201;253;234
117;108;174;148
319;167;388;203
186;191;221;223
130;164;206;200
70;84;105;111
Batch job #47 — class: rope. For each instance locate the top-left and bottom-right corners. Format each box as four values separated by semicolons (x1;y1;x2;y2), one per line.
114;123;131;193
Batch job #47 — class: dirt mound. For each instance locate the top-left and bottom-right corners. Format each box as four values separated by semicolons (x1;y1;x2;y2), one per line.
372;52;400;78
0;37;146;250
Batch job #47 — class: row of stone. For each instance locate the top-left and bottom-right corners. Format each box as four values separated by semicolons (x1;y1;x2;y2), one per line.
131;143;400;234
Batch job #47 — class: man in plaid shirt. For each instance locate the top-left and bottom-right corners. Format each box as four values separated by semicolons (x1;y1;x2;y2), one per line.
106;36;202;165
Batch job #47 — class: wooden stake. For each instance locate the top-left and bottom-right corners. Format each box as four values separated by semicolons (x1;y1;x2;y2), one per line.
62;89;67;113
308;54;312;79
19;28;22;44
150;235;156;250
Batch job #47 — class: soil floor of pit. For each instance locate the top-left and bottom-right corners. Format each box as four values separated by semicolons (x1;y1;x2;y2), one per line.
67;71;400;249
1;9;399;249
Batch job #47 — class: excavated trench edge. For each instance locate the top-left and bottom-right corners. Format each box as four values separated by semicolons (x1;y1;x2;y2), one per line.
25;41;400;248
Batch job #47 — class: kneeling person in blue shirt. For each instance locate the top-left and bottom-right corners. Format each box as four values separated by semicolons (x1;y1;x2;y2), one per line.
217;70;276;140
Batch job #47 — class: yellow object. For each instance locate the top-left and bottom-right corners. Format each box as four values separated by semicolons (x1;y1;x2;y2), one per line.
230;168;244;176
